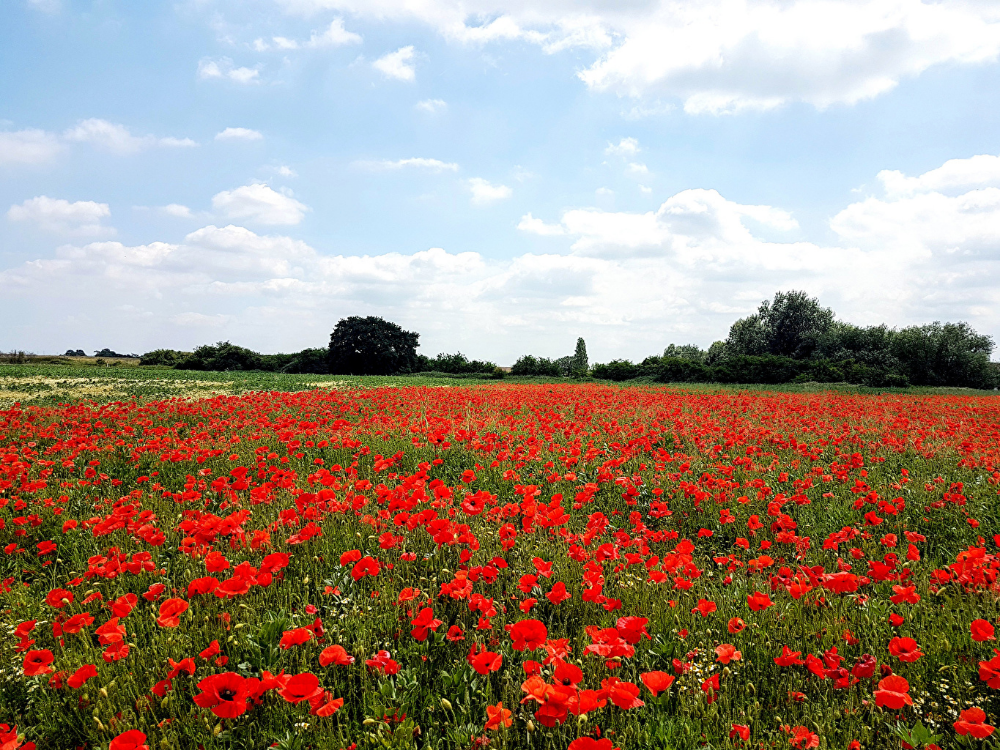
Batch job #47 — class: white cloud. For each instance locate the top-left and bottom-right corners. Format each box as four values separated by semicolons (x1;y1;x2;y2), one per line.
5;152;1000;363
198;58;260;84
626;162;649;175
215;127;264;142
357;157;459;172
276;165;298;177
162;204;195;219
416;98;447;113
517;213;565;236
273;0;1000;114
63;119;197;154
0;128;64;166
467;177;512;205
605;137;639;156
373;46;416;81
211;184;309;225
308;18;363;46
7;196;112;236
878;153;1000;196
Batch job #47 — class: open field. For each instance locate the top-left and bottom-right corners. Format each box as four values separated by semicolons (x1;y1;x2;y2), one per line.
2;382;1000;749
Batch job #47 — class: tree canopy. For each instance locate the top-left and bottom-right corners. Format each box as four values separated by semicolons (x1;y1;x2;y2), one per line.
327;316;420;375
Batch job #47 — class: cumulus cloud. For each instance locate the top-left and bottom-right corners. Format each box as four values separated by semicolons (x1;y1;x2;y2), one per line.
198;58;261;84
356;157;459;172
161;204;195;219
877;153;1000;196
467;178;512;204
7;196;113;236
272;0;1000;113
215;127;264;141
211;184;309;225
0;128;64;166
5;151;1000;362
373;46;416;81
308;18;363;46
64;119;196;154
605;137;639;156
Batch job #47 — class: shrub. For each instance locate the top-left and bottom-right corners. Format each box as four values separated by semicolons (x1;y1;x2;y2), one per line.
591;360;641;381
139;349;189;367
175;342;264;372
510;355;561;376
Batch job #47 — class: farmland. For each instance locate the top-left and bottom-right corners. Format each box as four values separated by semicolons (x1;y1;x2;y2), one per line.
2;381;1000;750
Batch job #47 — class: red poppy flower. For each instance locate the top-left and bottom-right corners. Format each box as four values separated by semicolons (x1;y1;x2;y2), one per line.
701;673;720;702
567;739;620;750
728;617;746;634
277;673;323;704
785;726;819;749
484;701;512;731
23;649;54;676
62;612;94;634
510;619;548;651
446;625;465;642
193;672;251;718
887;636;923;662
199;640;221;661
715;644;741;664
279;627;314;649
747;591;773;611
774;646;804;667
730;724;750;741
546;581;571;605
67;663;98;688
873;674;912;709
602;677;644;709
470;650;502;675
979;651;1000;688
971;619;996;642
110;593;138;618
156;598;189;628
366;650;400;676
692;599;717;617
187;577;220;597
319;645;354;667
95;618;126;645
45;588;74;609
109;730;149;750
640;671;675;696
954;707;995;739
309;691;344;717
410;607;443;641
351;556;380;582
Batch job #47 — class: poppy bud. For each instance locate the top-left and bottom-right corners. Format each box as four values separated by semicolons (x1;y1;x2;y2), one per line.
99;687;108;699
440;699;453;711
527;721;536;733
303;576;310;584
578;714;588;723
94;718;105;731
214;723;222;736
160;740;171;749
879;664;893;678
363;718;377;726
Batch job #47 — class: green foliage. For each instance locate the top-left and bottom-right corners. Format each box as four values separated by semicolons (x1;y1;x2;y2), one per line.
417;352;497;374
510;355;561;376
726;290;834;359
662;344;706;363
175;341;265;371
139;348;190;367
591;359;641;381
891;321;996;388
572;337;589;375
328;316;420;375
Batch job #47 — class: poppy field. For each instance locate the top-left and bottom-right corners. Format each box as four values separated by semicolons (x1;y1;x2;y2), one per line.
2;383;1000;750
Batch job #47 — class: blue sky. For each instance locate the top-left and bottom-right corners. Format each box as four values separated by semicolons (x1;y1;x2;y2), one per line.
3;0;1000;364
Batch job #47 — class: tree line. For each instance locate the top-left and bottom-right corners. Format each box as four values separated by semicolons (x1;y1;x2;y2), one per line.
591;291;998;389
130;293;998;389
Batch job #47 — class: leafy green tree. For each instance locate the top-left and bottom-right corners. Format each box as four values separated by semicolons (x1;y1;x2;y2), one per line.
725;291;834;359
511;355;560;376
280;348;330;374
572;338;589;375
327;316;420;375
663;344;706;363
890;322;995;387
591;360;640;381
139;349;189;367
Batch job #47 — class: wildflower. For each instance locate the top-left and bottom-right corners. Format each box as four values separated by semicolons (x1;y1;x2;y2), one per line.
193;672;252;718
639;671;674;696
510;619;548;651
971;620;996;642
774;646;804;667
954;707;995;739
730;724;750;741
156;598;189;628
747;591;773;611
888;637;923;662
319;645;355;667
23;650;54;677
715;643;742;664
67;664;98;688
873;674;912;709
109;730;149;750
484;702;512;731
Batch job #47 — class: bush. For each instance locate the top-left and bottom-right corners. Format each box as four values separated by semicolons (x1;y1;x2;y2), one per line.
175;342;264;372
591;360;641;381
420;352;497;374
139;349;190;367
279;348;330;374
510;355;561;377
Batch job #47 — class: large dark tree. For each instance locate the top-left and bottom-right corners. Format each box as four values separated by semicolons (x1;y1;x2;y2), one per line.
328;316;420;375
